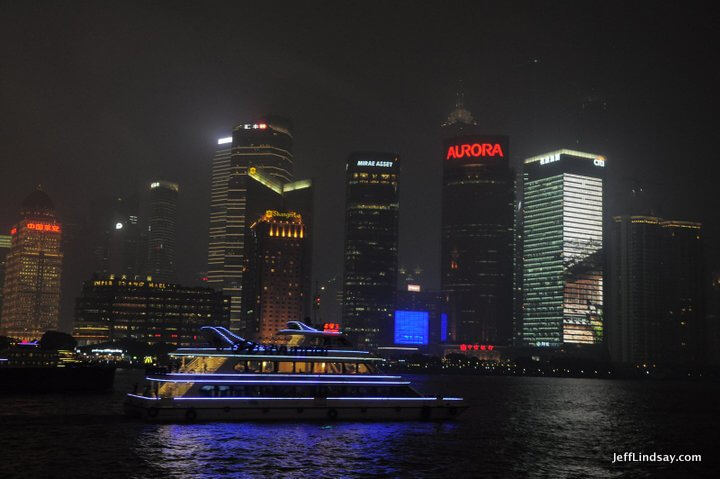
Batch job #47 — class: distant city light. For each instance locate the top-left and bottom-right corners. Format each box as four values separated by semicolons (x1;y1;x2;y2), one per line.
115;222;123;230
218;136;232;145
407;284;421;292
150;182;160;188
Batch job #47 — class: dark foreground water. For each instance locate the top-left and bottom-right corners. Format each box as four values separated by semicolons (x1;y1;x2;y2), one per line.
0;370;717;478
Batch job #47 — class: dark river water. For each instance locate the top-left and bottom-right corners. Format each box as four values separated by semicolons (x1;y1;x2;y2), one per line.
0;370;716;478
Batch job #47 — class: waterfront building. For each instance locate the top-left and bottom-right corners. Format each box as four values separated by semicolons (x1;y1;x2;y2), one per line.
73;276;230;346
521;149;606;347
609;217;704;365
242;210;305;342
207;118;299;332
440;134;515;345
341;152;400;350
147;181;179;282
395;286;443;350
0;187;64;341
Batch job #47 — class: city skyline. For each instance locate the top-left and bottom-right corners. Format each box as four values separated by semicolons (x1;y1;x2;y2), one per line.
1;3;717;334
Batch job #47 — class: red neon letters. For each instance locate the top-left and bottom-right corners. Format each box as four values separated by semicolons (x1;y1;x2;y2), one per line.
446;143;504;160
26;223;60;233
459;344;495;351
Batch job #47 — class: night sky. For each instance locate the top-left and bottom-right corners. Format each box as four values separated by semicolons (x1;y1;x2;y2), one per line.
1;1;717;327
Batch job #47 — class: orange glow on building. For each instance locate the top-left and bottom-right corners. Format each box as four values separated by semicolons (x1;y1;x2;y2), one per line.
1;188;63;341
243;210;306;343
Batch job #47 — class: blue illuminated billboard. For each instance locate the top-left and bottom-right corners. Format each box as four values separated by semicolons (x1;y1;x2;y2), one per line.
394;310;429;345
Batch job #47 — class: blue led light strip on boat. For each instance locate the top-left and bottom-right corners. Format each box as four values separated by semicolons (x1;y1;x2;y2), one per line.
164;373;401;379
148;379;410;385
126;394;464;401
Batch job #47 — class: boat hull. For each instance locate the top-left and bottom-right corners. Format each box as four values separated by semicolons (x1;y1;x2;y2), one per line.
124;396;467;422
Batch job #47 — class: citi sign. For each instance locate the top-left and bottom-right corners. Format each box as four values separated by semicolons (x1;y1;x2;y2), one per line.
446;143;504;160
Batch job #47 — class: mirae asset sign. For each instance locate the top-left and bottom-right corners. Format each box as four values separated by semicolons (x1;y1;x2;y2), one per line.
356;160;394;167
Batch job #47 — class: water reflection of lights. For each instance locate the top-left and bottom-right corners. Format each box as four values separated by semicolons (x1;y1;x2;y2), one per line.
134;421;458;478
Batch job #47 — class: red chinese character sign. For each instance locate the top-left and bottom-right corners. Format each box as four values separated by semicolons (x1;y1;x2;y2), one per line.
25;222;61;233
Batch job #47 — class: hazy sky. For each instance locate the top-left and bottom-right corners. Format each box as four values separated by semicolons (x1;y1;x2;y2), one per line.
1;1;717;325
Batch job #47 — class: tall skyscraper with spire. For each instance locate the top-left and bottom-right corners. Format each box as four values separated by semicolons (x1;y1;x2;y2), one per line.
1;186;64;340
440;88;515;346
441;82;478;133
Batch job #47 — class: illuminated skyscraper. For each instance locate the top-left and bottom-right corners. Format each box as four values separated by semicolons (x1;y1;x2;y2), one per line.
147;181;179;282
440;135;515;345
342;152;399;349
283;179;314;320
0;187;64;340
522;149;606;347
242;210;305;342
207;118;295;331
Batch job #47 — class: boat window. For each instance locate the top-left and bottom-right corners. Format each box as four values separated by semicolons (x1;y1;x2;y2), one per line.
261;386;274;396
326;362;342;374
312;362;326;374
261;361;275;373
231;385;246;397
343;363;357;374
345;386;359;397
276;361;293;373
233;361;247;372
247;360;262;373
217;386;231;397
294;362;311;373
200;385;214;397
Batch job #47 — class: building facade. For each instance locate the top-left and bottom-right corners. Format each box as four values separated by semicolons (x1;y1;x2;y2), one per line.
0;187;64;340
73;276;230;346
0;235;11;328
608;217;704;365
242;210;305;342
91;195;145;279
207;118;294;332
522;149;606;348
395;286;443;351
441;135;515;345
342;152;400;349
147;181;179;282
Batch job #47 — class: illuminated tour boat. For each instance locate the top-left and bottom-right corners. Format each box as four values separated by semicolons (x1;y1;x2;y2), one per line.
124;322;466;421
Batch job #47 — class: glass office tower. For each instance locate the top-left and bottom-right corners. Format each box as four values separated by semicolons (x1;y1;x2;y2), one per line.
522;149;605;347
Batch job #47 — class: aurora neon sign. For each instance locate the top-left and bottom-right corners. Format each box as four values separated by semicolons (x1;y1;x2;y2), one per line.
446;143;505;160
